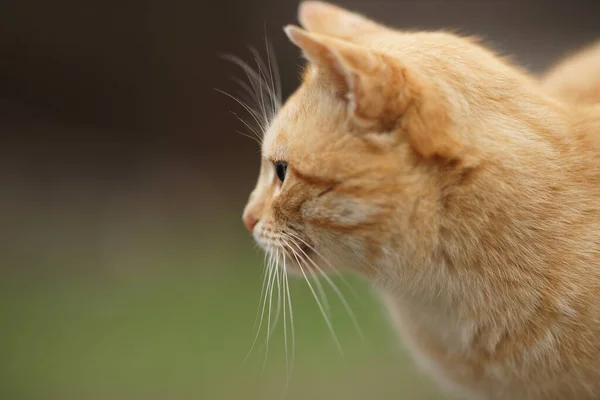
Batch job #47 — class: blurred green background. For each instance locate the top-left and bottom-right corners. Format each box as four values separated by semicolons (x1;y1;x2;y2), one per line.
1;0;599;399
1;205;444;399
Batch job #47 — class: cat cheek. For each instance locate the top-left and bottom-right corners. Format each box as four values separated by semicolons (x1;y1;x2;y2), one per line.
302;196;379;229
270;195;303;227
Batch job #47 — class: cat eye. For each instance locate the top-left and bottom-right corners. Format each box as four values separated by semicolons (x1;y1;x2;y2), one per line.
274;161;288;182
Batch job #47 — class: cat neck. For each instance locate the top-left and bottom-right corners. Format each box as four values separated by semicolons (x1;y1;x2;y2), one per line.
374;119;600;327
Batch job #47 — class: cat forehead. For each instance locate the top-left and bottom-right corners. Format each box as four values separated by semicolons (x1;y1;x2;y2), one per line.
263;118;287;161
262;100;299;160
261;73;347;161
262;86;314;160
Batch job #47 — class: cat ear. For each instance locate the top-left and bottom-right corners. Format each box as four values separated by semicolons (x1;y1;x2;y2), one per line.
284;25;464;160
284;25;390;121
298;1;381;38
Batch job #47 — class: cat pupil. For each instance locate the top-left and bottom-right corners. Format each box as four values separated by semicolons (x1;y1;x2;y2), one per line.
275;161;287;182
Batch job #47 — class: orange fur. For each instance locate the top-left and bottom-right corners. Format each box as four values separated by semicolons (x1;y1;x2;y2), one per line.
242;2;600;399
541;40;600;105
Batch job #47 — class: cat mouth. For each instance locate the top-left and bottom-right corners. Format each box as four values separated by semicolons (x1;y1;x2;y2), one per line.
254;231;321;273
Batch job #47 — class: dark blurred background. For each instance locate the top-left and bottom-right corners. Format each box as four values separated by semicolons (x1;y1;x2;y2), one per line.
1;1;599;399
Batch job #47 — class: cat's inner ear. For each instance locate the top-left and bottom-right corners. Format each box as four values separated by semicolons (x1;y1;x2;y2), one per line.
298;1;381;39
284;25;397;123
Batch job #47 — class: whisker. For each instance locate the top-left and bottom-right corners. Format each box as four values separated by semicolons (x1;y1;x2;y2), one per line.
248;43;280;121
235;129;262;146
254;251;286;356
285;231;366;308
219;42;283;150
221;54;266;110
245;249;275;362
271;249;283;333
283;255;295;388
285;240;343;355
229;77;258;107
248;47;270;131
279;235;332;319
275;240;296;383
266;52;277;118
263;248;286;371
263;249;277;370
266;38;283;106
287;237;366;345
251;253;269;332
230;109;263;139
256;40;279;120
280;245;290;386
220;53;271;132
214;88;267;134
310;269;332;318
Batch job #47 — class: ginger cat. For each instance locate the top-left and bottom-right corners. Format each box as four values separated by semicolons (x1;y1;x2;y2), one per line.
541;40;600;105
241;2;600;399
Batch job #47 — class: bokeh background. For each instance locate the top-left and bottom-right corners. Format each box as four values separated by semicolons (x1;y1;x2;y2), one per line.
1;0;599;399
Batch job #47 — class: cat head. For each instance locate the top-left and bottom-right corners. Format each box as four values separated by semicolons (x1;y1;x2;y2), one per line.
242;1;538;278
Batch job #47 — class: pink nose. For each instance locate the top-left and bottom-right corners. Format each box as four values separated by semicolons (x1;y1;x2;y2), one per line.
243;211;258;232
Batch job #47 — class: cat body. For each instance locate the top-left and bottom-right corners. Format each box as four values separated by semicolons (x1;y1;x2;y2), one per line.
242;3;600;399
541;40;600;105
